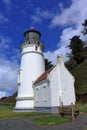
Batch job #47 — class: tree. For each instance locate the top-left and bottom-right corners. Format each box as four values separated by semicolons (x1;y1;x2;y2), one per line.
45;59;53;71
65;59;77;70
67;36;85;64
82;19;87;35
82;19;87;59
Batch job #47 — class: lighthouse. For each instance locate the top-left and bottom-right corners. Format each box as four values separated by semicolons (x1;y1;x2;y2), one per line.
15;27;45;111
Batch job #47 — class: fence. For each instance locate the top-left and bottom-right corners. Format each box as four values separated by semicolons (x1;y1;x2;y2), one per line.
59;102;79;122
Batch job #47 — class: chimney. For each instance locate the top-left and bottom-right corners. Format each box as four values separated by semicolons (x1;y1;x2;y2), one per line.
57;54;64;66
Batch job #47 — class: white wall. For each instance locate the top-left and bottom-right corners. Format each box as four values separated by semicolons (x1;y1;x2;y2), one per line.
49;66;60;107
60;65;76;105
48;62;76;107
34;80;51;107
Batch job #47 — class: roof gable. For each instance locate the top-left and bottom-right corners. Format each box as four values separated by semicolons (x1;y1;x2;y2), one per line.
34;67;54;85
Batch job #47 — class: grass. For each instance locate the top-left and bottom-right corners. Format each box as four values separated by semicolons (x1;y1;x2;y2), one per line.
1;102;86;126
0;106;72;126
76;102;87;113
84;127;87;130
0;106;48;119
32;116;71;126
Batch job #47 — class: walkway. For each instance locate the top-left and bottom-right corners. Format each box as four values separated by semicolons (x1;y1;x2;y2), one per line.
0;114;87;130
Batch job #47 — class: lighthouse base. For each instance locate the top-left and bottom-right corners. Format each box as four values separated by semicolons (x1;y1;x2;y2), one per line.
14;96;34;112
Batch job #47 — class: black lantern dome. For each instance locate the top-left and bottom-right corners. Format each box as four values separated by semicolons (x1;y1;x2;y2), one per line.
24;27;41;43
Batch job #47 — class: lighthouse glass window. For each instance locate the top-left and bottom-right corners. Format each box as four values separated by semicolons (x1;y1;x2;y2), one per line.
25;33;29;41
36;33;40;42
28;32;33;42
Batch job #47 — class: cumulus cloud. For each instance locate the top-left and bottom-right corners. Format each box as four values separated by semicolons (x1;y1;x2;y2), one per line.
50;0;87;27
44;0;87;64
0;12;9;24
0;34;20;59
0;57;19;95
0;91;8;98
0;34;12;47
44;46;70;64
31;7;54;23
0;35;19;98
31;0;87;64
2;0;11;9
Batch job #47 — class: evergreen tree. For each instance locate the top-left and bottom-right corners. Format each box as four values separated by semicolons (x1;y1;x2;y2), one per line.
65;59;77;70
82;19;87;59
67;36;85;64
45;59;53;71
82;19;87;35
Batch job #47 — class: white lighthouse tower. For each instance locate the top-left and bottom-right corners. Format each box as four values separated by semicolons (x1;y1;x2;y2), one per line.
15;27;45;111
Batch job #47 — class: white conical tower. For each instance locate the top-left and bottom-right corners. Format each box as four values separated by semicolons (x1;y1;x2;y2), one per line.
15;27;45;111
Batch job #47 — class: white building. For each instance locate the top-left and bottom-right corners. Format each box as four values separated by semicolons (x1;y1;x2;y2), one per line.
34;55;76;113
15;28;76;113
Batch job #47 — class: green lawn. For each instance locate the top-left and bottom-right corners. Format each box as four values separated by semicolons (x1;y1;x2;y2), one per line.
0;106;48;119
0;106;72;125
1;103;87;126
84;127;87;130
32;116;71;125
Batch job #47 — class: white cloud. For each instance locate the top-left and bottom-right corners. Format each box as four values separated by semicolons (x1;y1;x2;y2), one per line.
0;34;20;59
44;46;70;65
50;0;87;27
0;12;9;24
0;91;8;98
31;7;54;23
2;0;11;9
31;0;87;27
0;35;19;98
0;57;19;97
45;0;87;64
31;15;41;23
30;0;87;65
0;34;12;47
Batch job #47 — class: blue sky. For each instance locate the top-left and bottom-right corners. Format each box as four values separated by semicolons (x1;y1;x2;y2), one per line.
0;0;87;98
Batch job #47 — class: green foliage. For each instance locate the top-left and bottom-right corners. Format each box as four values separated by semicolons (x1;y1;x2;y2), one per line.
45;58;53;71
82;19;87;35
84;127;87;130
70;60;87;101
67;35;86;64
66;20;87;102
0;91;17;104
76;102;87;113
32;116;71;125
65;59;77;70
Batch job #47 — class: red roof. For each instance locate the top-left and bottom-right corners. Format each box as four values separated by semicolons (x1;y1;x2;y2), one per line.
34;67;54;85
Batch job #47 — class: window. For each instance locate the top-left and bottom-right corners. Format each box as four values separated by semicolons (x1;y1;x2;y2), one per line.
35;87;39;103
17;69;22;86
24;33;29;41
42;86;47;102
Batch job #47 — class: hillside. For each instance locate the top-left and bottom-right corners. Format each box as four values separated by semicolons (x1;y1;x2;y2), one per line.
0;92;17;104
71;59;87;101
